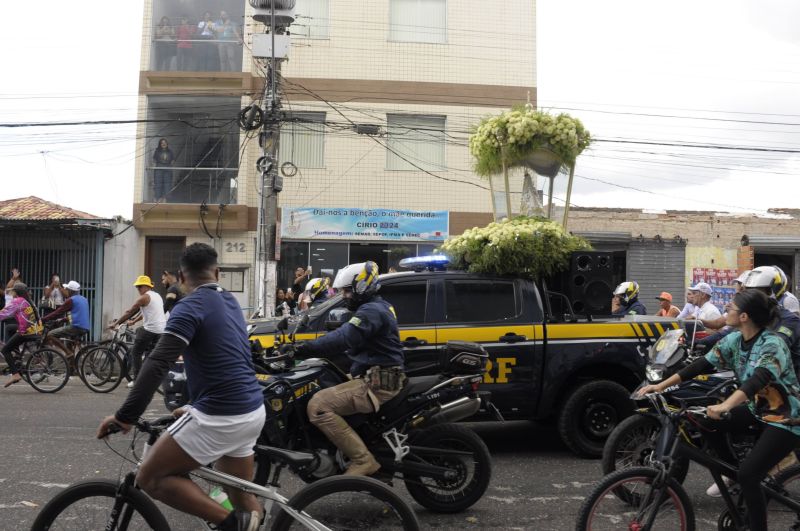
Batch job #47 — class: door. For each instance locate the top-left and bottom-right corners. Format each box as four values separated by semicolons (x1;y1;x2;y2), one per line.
435;278;537;415
627;239;686;308
145;237;186;297
378;279;438;374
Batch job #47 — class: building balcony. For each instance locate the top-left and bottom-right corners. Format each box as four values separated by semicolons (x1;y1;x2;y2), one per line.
143;167;238;204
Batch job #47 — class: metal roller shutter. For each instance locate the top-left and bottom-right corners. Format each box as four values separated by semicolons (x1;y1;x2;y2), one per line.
627;239;687;309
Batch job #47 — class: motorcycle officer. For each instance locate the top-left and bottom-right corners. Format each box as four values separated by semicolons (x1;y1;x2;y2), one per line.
304;277;330;310
612;281;647;316
291;261;405;476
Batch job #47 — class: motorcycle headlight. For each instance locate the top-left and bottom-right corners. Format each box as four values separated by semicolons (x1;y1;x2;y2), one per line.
646;366;664;383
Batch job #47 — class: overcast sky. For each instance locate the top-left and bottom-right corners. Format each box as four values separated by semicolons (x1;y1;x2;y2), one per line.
2;1;799;219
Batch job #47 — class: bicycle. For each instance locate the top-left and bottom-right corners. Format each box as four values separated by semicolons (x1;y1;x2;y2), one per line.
76;324;137;393
1;329;70;393
576;392;800;530
31;415;421;530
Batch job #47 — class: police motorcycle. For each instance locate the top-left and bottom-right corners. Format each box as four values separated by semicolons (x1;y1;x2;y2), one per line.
249;312;497;514
600;324;744;503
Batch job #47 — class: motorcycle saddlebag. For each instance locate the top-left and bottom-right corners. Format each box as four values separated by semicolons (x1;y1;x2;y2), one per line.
440;340;488;375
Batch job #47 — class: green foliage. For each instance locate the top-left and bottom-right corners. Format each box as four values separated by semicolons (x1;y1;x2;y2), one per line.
469;108;591;177
439;216;591;280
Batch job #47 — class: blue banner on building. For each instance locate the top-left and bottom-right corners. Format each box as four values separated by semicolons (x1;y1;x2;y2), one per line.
281;207;449;241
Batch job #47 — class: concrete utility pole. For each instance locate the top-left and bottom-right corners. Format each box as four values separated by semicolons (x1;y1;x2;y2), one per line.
249;1;294;317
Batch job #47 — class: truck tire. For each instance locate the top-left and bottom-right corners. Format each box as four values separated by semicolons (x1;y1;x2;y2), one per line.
558;380;633;458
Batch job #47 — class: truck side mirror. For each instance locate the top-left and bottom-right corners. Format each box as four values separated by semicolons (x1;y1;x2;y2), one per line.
325;308;352;331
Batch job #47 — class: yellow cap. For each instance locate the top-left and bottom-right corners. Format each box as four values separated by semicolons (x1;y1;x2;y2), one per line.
133;275;154;288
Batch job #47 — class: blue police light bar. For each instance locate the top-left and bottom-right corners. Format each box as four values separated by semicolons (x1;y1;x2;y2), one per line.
398;255;450;271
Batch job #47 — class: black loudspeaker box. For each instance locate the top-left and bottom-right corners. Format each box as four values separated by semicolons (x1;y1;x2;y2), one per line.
567;252;614;315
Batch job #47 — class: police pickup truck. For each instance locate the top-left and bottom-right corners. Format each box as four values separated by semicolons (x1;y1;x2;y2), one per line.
250;258;681;457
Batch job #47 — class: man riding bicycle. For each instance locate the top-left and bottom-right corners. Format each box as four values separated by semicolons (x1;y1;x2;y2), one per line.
41;280;90;341
97;243;266;531
638;289;800;531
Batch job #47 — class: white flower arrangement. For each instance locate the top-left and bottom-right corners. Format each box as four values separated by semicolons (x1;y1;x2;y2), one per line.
469;108;591;176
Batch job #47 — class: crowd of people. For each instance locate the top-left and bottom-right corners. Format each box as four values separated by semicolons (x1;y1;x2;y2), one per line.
154;11;243;72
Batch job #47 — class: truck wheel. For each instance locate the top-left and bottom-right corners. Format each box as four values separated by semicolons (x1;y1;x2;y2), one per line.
558;380;633;458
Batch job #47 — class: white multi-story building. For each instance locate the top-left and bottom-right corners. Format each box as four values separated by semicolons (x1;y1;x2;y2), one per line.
132;0;536;310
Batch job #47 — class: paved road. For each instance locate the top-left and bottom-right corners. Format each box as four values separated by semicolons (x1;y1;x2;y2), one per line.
1;379;748;530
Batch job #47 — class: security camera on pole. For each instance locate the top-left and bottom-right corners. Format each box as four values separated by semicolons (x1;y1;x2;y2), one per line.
248;1;295;317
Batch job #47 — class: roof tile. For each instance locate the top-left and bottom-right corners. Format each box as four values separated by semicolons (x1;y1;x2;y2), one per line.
0;196;99;221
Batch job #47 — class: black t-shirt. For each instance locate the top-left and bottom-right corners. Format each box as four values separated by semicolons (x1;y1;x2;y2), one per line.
164;283;182;313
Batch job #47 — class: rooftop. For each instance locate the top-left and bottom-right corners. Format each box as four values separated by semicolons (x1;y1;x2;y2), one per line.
0;196;99;221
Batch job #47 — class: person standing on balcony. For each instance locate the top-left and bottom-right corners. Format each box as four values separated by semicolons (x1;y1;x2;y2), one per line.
176;16;194;71
215;11;242;72
153;138;175;201
154;16;176;70
197;11;217;71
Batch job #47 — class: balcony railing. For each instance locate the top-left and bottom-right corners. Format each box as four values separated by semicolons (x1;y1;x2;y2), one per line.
144;167;238;204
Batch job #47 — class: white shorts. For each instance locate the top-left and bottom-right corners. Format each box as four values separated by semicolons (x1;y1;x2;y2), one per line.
167;404;266;466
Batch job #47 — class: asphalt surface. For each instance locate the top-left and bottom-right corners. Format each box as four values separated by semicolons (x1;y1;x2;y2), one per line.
0;378;765;530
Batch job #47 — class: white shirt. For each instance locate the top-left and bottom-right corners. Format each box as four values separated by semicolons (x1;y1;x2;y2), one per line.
697;300;722;321
781;292;800;315
676;303;697;319
142;291;167;334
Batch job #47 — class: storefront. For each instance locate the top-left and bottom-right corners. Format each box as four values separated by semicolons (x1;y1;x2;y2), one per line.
278;207;449;291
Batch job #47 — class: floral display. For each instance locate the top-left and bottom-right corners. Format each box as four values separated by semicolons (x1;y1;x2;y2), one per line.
469;108;591;176
439;216;590;280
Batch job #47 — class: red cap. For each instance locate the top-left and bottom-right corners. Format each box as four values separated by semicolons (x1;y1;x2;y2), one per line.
655;291;673;302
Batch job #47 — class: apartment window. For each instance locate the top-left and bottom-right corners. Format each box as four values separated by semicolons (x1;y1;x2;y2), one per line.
389;0;447;44
386;114;446;171
144;96;241;204
291;0;330;39
280;112;325;168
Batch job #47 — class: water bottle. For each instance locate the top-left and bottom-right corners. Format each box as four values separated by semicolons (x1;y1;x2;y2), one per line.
210;486;234;511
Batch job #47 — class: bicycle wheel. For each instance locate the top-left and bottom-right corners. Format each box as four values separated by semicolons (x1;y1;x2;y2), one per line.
271;475;420;531
30;479;169;531
768;460;800;528
601;414;690;504
25;348;69;393
576;467;695;531
79;347;124;393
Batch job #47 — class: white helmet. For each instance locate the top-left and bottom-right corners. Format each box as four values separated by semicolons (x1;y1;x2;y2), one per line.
333;261;380;296
744;265;788;299
613;281;640;304
735;270;751;285
304;277;329;301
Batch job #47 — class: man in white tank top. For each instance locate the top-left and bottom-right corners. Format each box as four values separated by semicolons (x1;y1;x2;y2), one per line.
110;275;166;387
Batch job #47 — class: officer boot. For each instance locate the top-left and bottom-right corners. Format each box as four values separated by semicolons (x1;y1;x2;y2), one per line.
323;416;380;476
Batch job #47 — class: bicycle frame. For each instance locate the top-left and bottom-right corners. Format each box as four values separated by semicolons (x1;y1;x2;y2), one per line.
117;421;333;531
644;394;800;530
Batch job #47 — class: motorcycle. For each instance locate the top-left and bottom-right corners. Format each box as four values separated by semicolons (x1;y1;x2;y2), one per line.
600;326;745;503
250;312;498;514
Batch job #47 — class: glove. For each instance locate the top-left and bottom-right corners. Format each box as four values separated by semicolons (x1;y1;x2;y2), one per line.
279;343;296;356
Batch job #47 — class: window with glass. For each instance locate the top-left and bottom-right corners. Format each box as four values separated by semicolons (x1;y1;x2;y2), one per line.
279;241;310;291
380;281;428;325
444;280;519;323
309;242;349;285
290;0;330;38
280;112;326;168
144;96;241;204
149;1;245;72
386;114;446;171
389;0;447;44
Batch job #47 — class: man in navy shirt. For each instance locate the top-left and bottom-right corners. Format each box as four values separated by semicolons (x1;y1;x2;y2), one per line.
97;243;265;531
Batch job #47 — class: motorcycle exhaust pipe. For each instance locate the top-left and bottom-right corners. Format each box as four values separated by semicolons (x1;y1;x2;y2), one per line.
424;396;481;427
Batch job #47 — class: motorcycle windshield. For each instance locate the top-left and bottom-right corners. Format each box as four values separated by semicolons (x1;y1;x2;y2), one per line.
649;329;686;366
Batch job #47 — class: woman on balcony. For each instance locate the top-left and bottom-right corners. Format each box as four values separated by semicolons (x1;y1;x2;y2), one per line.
154;16;176;70
153;138;175;201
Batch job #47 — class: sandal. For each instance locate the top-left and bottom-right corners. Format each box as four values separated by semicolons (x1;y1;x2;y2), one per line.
4;375;21;388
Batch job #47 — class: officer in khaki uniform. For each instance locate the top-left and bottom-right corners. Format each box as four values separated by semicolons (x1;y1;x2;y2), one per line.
294;261;405;476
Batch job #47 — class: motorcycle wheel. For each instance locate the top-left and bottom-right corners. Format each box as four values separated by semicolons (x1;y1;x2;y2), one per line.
403;423;491;513
601;413;690;504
